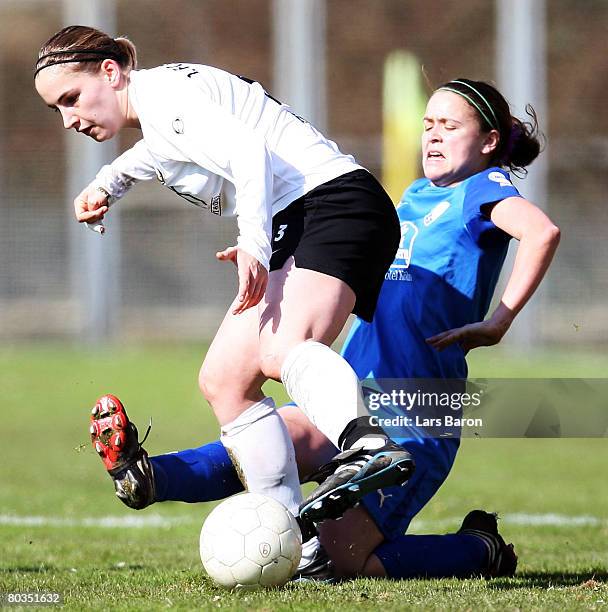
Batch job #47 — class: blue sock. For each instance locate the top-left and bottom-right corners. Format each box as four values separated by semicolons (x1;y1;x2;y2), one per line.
151;441;244;503
375;533;489;579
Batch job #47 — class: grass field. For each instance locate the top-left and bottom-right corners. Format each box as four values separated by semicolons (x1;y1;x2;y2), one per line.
1;344;607;610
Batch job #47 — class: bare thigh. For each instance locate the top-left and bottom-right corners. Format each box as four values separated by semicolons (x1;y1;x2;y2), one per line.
200;257;354;424
258;257;356;380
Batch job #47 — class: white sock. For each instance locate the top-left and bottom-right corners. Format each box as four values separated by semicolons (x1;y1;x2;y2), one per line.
220;397;302;516
297;535;321;571
281;340;375;450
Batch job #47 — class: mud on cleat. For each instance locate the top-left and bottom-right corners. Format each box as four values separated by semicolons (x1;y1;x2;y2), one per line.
458;509;518;578
299;440;414;524
89;394;155;510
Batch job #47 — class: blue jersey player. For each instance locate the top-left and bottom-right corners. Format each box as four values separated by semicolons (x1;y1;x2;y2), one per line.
88;79;560;581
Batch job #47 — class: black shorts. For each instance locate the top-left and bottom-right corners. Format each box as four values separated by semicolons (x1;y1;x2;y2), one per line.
269;169;400;322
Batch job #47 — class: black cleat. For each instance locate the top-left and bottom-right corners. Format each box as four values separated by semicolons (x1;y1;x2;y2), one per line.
90;394;155;510
296;516;319;543
299;440;414;524
458;509;517;577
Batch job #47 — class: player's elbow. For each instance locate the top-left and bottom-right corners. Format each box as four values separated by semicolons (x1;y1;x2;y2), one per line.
541;223;561;250
550;223;561;244
528;221;560;251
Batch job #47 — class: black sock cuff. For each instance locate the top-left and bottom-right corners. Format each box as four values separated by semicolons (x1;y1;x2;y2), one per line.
338;416;387;451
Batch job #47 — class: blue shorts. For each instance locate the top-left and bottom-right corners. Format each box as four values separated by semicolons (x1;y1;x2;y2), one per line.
360;435;460;540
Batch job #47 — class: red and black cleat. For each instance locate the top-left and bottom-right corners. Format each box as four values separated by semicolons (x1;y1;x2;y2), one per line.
90;394;155;510
90;394;132;471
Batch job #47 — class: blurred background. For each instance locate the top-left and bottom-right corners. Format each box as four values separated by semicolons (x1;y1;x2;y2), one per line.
0;0;606;350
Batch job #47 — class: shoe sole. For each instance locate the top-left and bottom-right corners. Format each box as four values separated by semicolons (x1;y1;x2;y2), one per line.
300;457;414;523
89;394;131;471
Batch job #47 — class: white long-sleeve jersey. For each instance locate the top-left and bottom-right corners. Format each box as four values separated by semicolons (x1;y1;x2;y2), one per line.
94;63;363;268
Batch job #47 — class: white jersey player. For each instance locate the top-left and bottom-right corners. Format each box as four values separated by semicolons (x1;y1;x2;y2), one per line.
34;25;413;557
92;63;364;268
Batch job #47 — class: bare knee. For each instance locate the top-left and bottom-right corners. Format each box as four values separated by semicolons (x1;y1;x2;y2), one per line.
197;362;242;409
319;507;385;578
198;361;267;423
198;364;219;405
258;348;285;381
329;549;385;579
361;553;387;578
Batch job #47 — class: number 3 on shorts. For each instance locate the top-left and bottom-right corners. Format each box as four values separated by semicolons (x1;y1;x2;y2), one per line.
274;224;288;242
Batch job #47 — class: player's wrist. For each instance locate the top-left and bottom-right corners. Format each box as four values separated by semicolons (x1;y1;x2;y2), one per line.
94;185;115;206
489;303;515;335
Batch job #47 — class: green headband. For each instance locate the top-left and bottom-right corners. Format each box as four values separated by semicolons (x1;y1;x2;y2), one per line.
439;80;499;131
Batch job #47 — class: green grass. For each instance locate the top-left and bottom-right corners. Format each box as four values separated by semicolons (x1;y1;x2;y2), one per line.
1;344;607;610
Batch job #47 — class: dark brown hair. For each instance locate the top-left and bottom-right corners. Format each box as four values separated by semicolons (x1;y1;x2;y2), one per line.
437;78;543;176
35;25;137;77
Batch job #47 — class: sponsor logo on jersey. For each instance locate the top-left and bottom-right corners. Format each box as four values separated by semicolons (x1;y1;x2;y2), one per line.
488;171;513;187
423;200;450;226
385;268;412;282
156;166;221;215
391;221;418;270
172;117;184;134
210;195;222;216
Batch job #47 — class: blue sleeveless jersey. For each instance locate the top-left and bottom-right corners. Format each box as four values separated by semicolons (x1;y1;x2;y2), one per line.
342;167;521;380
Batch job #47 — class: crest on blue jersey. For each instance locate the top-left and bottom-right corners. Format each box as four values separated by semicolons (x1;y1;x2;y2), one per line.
393;221;419;269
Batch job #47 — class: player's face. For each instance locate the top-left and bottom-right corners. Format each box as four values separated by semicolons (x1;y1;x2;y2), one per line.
35;66;124;142
422;91;498;187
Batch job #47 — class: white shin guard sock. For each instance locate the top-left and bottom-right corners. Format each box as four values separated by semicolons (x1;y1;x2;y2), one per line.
281;340;378;450
220;397;303;516
298;535;321;570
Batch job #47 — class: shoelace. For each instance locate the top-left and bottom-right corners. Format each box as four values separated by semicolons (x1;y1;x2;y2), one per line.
138;417;153;448
333;456;372;476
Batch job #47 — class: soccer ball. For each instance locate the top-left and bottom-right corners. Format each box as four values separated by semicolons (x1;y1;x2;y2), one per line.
199;493;302;589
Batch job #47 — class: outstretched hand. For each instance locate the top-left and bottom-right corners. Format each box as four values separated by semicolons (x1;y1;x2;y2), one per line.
426;319;508;353
216;246;268;315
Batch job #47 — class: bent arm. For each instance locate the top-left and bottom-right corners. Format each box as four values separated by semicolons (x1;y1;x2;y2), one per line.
488;196;561;334
427;196;560;352
73;140;158;229
93;139;158;202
